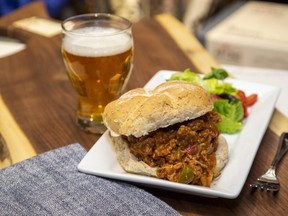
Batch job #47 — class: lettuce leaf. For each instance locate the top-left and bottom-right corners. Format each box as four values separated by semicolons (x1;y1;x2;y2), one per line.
213;99;243;122
216;115;243;134
167;69;206;88
168;68;236;95
204;79;237;95
203;67;229;80
213;99;244;134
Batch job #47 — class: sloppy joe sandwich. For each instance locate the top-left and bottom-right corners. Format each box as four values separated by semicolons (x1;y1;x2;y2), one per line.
103;81;228;187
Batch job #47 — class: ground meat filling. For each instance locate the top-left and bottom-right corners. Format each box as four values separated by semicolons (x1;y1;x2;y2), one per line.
124;111;222;187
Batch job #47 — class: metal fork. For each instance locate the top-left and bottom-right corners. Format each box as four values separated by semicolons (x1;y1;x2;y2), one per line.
250;132;288;192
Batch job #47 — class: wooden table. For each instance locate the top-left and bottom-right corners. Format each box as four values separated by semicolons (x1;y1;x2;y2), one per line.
0;2;287;215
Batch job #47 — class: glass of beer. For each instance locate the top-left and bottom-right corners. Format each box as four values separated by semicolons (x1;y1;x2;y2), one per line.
61;14;133;134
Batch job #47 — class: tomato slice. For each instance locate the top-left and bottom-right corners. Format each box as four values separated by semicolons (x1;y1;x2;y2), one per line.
242;103;248;118
246;94;258;106
236;90;246;104
236;90;248;118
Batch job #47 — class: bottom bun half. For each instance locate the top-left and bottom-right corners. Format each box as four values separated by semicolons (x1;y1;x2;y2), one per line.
108;133;229;182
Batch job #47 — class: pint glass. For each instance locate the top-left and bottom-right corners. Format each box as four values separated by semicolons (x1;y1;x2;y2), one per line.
61;14;133;133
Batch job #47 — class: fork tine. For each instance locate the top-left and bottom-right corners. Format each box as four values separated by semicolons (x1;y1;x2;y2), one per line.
249;182;262;189
250;181;280;192
267;184;280;192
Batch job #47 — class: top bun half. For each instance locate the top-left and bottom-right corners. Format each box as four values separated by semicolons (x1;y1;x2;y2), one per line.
103;81;213;138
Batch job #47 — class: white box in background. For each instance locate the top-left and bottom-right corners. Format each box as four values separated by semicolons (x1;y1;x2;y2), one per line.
205;1;288;70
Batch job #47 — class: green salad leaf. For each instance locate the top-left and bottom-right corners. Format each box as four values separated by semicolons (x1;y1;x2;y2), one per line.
213;99;244;134
204;79;237;95
203;67;229;80
167;68;206;88
216;115;243;134
168;68;237;95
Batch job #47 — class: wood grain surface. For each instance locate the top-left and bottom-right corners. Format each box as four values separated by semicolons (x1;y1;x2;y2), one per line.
0;2;287;215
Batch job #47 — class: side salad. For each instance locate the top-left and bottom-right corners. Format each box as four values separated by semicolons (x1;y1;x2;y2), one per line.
167;68;258;134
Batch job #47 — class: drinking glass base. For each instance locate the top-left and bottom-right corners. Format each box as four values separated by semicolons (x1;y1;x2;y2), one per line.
77;118;107;134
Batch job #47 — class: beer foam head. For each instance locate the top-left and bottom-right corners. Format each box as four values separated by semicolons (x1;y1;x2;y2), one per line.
62;27;132;57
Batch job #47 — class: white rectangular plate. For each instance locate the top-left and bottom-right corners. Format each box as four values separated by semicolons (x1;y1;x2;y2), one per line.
78;70;280;199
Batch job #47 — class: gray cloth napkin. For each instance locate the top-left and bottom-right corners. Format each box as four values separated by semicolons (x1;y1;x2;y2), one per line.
0;143;180;216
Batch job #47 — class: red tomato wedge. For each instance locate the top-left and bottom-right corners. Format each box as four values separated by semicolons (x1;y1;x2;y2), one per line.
236;90;246;104
236;90;248;118
236;90;258;118
246;94;258;106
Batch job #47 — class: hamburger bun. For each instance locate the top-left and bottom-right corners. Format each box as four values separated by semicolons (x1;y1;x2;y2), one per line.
103;81;213;138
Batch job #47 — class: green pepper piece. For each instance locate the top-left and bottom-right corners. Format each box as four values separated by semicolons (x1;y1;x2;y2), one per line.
177;165;194;184
176;149;182;160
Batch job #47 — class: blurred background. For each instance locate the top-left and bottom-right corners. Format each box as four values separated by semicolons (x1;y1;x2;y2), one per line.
1;0;288;86
0;0;286;31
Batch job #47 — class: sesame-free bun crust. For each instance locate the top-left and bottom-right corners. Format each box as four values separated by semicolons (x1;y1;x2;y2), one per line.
213;135;229;177
108;134;157;176
103;81;213;138
109;134;228;178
